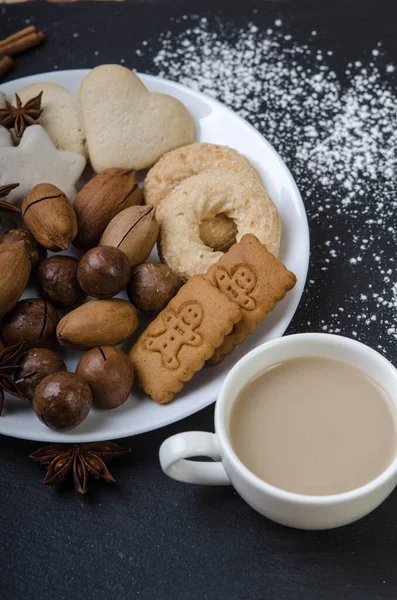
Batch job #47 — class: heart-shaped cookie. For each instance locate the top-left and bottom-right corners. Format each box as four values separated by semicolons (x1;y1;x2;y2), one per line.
16;82;87;157
80;65;194;172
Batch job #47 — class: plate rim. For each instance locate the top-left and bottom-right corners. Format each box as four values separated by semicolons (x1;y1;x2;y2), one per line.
0;69;310;442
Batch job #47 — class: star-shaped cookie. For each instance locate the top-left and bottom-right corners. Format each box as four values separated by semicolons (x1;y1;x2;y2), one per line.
0;125;86;205
0;125;12;148
0;96;10;148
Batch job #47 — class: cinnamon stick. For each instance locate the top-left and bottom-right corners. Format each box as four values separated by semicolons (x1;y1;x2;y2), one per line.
0;55;13;79
0;30;45;57
0;26;36;48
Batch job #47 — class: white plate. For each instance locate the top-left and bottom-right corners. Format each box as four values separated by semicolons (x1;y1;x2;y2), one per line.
0;70;309;442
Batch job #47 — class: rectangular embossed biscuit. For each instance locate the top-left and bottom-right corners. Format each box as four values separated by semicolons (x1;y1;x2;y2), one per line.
204;234;297;365
129;275;241;404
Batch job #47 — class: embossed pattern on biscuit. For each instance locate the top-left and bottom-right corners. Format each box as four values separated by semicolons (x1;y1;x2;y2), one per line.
215;265;257;311
205;234;297;365
129;274;242;403
144;301;203;370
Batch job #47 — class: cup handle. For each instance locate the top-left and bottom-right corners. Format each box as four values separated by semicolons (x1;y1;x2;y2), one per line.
159;431;231;485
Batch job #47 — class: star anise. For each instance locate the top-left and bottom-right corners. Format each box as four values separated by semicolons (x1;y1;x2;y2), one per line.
0;91;43;138
29;441;131;494
0;341;26;415
0;183;20;212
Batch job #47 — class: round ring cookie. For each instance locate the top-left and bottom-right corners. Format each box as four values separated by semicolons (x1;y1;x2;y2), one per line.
144;143;262;252
157;170;281;281
143;143;261;207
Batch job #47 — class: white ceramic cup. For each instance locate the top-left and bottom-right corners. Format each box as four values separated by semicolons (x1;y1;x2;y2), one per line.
159;333;397;529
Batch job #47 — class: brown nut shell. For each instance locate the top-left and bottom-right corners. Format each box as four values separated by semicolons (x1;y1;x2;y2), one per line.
0;228;47;269
76;346;134;409
199;214;237;252
1;299;59;349
73;168;142;249
99;205;159;268
56;299;138;348
22;184;78;251
33;372;92;431
15;348;67;401
77;246;131;299
0;241;31;320
38;255;87;309
127;262;182;312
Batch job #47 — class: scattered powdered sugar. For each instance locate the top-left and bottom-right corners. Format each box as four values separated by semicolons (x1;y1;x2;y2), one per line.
138;18;397;355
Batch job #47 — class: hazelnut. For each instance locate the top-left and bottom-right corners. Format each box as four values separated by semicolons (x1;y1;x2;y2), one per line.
76;346;134;409
77;246;131;299
0;228;47;269
15;348;67;401
33;372;92;431
38;255;87;309
1;299;59;349
127;263;182;312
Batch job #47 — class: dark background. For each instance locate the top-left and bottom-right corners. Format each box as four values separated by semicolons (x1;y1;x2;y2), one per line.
1;1;397;599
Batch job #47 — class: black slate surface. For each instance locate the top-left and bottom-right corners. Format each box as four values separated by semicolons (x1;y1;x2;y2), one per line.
1;1;397;599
